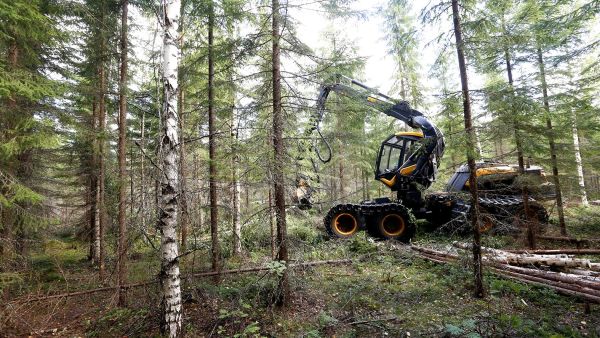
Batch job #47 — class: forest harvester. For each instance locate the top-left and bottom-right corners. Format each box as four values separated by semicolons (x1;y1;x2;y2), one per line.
299;75;549;242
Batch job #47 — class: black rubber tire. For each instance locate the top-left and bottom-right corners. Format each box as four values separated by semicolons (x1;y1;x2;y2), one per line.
324;204;364;239
371;204;416;243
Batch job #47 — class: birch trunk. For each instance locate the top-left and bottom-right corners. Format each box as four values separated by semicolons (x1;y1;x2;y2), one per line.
451;0;484;298
117;0;129;306
159;0;182;336
571;110;588;207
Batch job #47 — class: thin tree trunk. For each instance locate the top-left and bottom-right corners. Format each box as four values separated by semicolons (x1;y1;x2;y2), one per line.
503;49;535;249
140;98;147;238
117;0;129;306
227;17;242;256
207;0;220;275
571;110;588;207
272;0;289;305
90;98;98;264
269;187;275;259
97;52;107;281
451;0;484;298
231;114;242;256
179;92;189;251
178;7;189;252
537;47;567;236
159;0;183;336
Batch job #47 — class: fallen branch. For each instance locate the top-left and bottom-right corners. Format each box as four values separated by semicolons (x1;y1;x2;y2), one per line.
7;259;352;304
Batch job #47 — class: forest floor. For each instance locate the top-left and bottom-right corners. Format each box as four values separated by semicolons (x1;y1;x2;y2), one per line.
2;205;600;337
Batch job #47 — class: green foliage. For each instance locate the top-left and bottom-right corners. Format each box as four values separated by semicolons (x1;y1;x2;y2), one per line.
86;308;151;338
348;233;378;254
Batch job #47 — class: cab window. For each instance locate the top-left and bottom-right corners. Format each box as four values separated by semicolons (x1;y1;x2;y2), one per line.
378;144;402;173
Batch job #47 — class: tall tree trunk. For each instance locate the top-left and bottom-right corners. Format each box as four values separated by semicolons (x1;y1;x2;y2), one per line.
227;17;242;256
571;110;588;206
89;98;98;263
117;0;129;306
140;99;147;239
207;0;220;275
159;0;182;336
451;0;484;298
178;7;189;252
179;90;189;251
272;0;289;305
503;49;535;249
268;187;275;259
536;48;567;234
97;53;107;280
231;114;242;256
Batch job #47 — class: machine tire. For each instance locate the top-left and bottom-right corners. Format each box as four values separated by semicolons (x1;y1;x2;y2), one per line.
373;205;415;243
324;204;363;239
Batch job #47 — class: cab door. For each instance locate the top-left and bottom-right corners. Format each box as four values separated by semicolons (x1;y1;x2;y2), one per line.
375;136;406;189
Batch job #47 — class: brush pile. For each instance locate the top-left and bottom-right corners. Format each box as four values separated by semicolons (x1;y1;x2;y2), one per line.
411;242;600;303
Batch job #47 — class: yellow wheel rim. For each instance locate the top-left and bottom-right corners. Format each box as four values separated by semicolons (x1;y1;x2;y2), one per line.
380;214;405;237
332;213;358;236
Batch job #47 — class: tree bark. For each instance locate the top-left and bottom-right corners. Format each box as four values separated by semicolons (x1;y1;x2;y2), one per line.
536;47;567;234
571;109;588;207
451;0;484;298
272;0;289;305
117;0;129;306
178;15;189;252
89;98;98;264
231;114;242;256
97;47;107;281
159;0;183;336
269;187;275;259
207;0;220;275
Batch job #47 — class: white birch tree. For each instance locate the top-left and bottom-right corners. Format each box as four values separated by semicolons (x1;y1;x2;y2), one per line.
158;0;182;336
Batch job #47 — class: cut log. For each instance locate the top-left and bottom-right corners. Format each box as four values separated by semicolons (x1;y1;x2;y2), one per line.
505;249;600;255
487;262;600;292
453;242;595;269
537;235;600;244
411;245;600;303
488;267;600;303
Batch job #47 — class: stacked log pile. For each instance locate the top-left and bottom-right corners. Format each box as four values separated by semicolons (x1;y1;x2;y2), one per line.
411;243;600;303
